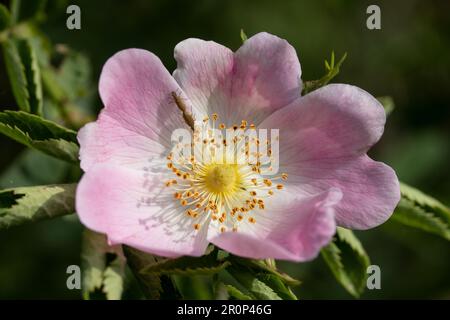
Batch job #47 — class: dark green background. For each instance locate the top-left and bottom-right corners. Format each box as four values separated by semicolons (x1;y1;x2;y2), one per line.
0;0;449;299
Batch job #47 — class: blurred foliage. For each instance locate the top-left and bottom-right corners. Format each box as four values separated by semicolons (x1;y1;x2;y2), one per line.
0;0;449;299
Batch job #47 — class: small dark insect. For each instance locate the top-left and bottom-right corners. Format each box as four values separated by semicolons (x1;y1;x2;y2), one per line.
171;91;195;130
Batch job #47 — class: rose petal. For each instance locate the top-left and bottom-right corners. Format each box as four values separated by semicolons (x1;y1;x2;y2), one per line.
208;188;342;261
259;84;400;229
173;32;302;126
293;155;400;229
260;84;387;161
79;48;191;171
76;164;209;257
173;38;234;121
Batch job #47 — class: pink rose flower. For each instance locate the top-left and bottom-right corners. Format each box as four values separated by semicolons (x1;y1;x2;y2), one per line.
76;32;400;261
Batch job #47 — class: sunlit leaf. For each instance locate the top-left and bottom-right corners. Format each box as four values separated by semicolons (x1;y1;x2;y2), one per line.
103;255;126;300
0;110;79;162
0;190;23;207
81;230;107;295
81;229;126;300
0;183;76;229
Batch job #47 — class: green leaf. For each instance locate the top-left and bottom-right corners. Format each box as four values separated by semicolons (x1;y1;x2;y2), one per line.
229;256;301;287
81;230;107;295
321;227;370;298
123;246;181;300
225;255;299;300
2;38;43;114
240;29;248;43
0;190;24;207
377;96;395;116
81;229;126;300
2;38;30;112
399;183;450;224
16;38;43;115
103;255;126;300
228;255;300;300
0;110;79;162
10;0;46;24
302;51;347;95
256;273;297;300
225;284;253;300
0;183;76;229
0;4;11;31
141;247;230;276
12;22;52;67
227;266;282;300
391;182;450;240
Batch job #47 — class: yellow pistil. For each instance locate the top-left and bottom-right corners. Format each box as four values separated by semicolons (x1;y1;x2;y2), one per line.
204;164;240;194
163;112;288;232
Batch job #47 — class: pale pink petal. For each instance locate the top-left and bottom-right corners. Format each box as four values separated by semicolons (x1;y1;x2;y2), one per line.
207;188;342;261
230;32;302;124
76;164;209;257
293;155;400;229
259;84;400;229
173;32;302;126
78;115;166;171
173;38;234;121
260;84;387;161
79;48;191;171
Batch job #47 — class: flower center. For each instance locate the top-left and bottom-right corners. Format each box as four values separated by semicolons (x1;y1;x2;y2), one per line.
204;164;240;194
164;113;288;232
